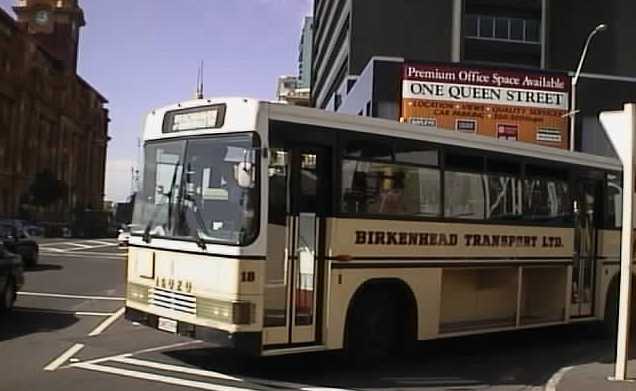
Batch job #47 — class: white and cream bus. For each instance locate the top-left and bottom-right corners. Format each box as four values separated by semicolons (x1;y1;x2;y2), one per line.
126;97;626;357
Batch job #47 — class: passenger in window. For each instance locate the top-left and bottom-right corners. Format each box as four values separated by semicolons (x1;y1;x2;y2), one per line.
379;173;407;214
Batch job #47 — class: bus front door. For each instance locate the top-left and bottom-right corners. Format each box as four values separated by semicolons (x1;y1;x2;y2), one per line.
570;180;599;318
263;145;329;347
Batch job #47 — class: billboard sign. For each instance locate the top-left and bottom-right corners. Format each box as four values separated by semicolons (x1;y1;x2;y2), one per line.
401;63;571;148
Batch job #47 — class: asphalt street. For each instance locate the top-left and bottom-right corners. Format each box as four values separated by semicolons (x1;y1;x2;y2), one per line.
0;238;619;391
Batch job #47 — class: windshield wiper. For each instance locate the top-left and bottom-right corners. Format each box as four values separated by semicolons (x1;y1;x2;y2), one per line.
183;194;208;251
142;160;181;243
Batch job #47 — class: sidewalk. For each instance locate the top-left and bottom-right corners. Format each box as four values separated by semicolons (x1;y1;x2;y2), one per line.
555;356;636;390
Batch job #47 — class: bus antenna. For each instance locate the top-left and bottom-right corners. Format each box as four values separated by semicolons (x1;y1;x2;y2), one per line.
195;61;204;99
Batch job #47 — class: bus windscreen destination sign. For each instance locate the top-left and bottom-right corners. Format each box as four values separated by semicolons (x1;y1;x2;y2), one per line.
163;104;226;133
401;63;571;149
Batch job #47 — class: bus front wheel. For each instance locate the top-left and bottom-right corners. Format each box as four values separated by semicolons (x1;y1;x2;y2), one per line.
346;289;401;363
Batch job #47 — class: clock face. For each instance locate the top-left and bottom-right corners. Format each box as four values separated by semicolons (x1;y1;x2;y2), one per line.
34;10;49;25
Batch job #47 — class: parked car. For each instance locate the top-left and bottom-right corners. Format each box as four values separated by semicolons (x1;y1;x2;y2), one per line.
0;243;24;312
0;221;39;267
25;225;45;240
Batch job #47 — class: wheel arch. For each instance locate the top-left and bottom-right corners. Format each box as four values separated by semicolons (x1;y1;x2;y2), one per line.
343;277;418;348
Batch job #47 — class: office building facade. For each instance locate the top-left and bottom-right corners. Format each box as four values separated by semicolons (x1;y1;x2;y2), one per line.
311;0;636;154
298;16;313;89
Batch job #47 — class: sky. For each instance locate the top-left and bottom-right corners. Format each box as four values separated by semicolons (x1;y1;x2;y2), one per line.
0;0;313;202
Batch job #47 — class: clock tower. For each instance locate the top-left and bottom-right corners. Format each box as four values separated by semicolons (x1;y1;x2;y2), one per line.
13;0;86;71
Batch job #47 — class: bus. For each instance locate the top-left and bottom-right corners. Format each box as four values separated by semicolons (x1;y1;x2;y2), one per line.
126;97;626;358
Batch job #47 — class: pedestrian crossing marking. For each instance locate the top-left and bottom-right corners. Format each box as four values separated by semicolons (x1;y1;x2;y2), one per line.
69;353;355;391
71;362;253;391
39;239;119;254
108;357;243;382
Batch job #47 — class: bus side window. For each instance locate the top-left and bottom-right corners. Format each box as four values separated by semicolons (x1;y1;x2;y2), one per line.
268;148;289;225
444;171;485;219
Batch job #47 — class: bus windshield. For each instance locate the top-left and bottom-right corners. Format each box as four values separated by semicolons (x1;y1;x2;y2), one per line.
132;133;259;246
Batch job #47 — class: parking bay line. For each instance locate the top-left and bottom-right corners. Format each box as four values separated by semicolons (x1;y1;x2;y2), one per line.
40;252;126;259
18;291;125;301
67;243;119;252
73;358;354;391
63;242;94;248
72;344;355;391
71;362;256;391
84;240;118;246
13;308;115;316
77;341;205;366
88;307;125;336
44;343;85;371
109;356;352;391
109;357;243;382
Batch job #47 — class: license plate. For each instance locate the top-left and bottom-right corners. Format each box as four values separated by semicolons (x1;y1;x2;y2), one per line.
158;317;177;333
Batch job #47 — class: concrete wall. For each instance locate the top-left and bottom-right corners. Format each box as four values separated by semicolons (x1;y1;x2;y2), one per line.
349;0;454;76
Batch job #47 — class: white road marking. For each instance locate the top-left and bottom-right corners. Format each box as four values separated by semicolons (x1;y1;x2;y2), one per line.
39;252;125;259
44;343;85;371
71;362;255;391
65;242;94;248
67;243;119;252
88;307;125;336
18;291;125;301
39;247;65;252
79;341;204;366
301;388;355;391
84;240;117;246
75;311;115;316
246;377;356;390
13;308;115;316
109;357;243;382
544;366;574;391
124;340;204;355
68;342;354;391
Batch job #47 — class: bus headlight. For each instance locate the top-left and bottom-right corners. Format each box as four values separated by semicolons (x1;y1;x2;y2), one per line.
127;283;149;303
197;298;253;325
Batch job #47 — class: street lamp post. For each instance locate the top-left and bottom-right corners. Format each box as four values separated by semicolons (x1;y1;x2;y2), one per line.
569;23;608;151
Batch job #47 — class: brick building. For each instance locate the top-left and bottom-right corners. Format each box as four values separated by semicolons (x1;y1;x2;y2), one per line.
0;0;108;221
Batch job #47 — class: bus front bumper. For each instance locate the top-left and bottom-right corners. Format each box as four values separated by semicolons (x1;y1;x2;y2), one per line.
125;307;262;356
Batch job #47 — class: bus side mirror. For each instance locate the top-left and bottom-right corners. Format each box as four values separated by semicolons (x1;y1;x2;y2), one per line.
236;161;254;188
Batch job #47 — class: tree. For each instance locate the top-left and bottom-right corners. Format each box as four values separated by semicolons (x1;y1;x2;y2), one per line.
28;170;67;208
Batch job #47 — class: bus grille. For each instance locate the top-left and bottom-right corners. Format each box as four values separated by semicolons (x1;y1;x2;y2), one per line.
149;287;197;315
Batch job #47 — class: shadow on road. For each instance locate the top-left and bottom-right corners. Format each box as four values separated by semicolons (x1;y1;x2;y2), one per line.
25;264;63;272
158;324;614;390
0;308;78;342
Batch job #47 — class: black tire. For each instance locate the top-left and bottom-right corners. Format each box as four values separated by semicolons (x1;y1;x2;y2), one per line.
0;277;16;312
347;289;400;364
602;277;636;338
28;248;39;267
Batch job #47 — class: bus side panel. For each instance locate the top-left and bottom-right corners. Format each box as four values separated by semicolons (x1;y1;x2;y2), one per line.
325;217;575;348
325;266;442;350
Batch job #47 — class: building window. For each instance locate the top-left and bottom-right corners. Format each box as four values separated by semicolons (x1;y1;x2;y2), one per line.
465;14;540;44
478;16;494;38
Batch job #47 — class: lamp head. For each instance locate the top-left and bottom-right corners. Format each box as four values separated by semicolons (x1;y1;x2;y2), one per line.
595;23;608;33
